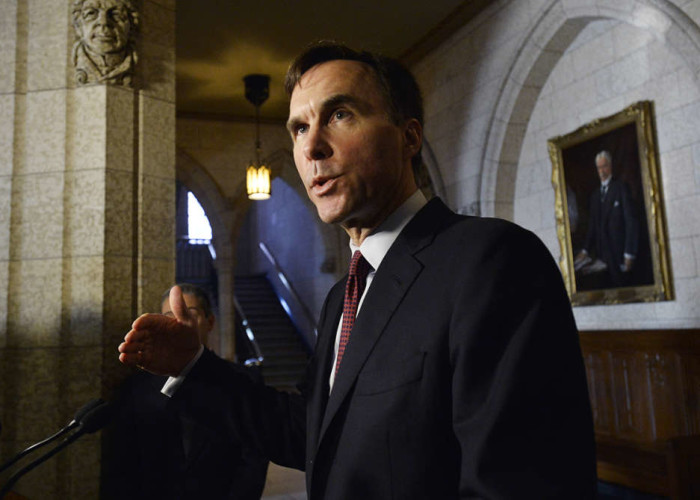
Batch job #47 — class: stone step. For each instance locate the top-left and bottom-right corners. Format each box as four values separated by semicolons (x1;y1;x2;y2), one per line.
235;274;312;391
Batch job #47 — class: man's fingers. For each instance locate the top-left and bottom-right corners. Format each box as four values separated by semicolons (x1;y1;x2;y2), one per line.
132;312;176;332
118;305;199;376
118;350;149;367
118;338;143;353
119;351;139;365
169;285;191;324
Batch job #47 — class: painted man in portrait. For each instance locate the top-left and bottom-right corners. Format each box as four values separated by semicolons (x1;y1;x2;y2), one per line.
574;150;639;288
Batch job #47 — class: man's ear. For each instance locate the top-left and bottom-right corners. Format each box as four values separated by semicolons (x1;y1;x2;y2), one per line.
402;118;422;159
207;314;216;332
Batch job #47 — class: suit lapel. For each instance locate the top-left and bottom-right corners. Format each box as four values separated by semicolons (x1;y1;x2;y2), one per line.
318;248;423;438
306;281;344;469
313;198;451;451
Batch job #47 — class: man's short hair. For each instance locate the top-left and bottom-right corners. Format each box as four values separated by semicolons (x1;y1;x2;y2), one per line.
161;283;214;318
595;150;612;165
284;41;424;168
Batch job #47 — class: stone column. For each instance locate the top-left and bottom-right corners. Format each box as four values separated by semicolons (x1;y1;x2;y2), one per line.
0;1;175;498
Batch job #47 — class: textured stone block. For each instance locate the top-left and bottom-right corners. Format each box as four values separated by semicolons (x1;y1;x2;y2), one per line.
68;86;108;172
26;34;69;91
24;90;67;175
106;86;137;173
66;169;107;257
10;172;64;260
139;256;174;315
0;95;16;176
6;258;62;346
66;256;106;345
0;39;17;94
0;176;11;259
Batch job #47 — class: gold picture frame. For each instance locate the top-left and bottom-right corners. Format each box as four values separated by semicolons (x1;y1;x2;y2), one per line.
548;101;673;306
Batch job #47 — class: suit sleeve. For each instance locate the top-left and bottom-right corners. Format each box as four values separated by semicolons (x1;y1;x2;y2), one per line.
171;350;307;470
449;226;597;498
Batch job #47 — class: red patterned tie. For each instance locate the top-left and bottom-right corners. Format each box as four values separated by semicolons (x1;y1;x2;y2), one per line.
335;251;372;374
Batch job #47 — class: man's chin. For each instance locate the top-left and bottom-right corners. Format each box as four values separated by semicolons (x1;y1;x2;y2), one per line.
317;210;344;225
313;201;347;225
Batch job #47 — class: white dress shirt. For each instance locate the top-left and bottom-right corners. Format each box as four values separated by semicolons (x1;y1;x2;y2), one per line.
329;190;427;390
163;190;428;396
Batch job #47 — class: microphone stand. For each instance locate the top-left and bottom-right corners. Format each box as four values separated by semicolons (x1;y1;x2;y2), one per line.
0;399;111;499
0;398;103;474
0;430;84;499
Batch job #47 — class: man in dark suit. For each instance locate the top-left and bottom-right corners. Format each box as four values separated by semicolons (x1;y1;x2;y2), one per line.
119;42;597;498
575;150;639;288
105;284;268;499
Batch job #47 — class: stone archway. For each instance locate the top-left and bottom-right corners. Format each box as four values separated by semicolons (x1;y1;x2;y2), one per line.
176;149;238;357
480;0;700;220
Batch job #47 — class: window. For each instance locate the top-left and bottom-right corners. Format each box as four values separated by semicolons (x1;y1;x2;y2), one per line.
187;191;216;259
188;192;212;242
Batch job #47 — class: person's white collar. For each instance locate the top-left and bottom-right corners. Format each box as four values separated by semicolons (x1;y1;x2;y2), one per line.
349;190;427;271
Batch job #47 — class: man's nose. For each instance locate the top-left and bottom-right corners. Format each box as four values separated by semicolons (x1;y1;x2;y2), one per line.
96;9;111;26
303;127;332;161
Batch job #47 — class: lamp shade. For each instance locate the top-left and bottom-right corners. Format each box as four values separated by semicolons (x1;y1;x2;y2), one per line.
247;164;271;200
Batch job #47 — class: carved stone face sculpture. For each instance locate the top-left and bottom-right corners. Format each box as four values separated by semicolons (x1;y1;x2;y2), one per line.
75;0;132;55
72;0;137;86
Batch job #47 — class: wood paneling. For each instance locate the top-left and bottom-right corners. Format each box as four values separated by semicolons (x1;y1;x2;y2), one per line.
580;329;700;497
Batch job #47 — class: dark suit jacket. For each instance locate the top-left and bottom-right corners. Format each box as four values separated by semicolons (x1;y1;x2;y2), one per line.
584;178;639;285
103;370;268;500
174;198;597;499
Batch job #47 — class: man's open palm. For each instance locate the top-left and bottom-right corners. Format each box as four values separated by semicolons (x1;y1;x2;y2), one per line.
118;286;201;376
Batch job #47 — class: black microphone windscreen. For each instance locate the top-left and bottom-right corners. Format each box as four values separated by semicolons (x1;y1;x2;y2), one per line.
73;398;104;424
80;401;116;434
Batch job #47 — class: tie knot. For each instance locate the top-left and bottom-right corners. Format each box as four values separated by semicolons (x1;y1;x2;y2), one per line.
349;251;371;278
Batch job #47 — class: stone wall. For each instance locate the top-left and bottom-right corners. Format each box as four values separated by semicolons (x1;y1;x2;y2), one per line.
413;0;700;329
0;1;176;497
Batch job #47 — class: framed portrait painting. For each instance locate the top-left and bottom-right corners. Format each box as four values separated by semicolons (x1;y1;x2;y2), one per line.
548;101;673;306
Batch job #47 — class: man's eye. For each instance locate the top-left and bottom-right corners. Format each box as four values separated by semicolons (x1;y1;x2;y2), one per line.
109;9;127;22
332;110;348;121
295;125;308;136
83;8;98;20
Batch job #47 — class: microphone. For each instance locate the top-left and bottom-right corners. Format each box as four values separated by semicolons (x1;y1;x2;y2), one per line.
0;400;116;498
0;398;103;474
76;399;115;434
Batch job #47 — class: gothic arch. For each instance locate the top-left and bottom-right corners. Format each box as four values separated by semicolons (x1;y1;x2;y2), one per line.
480;0;700;219
176;149;234;263
176;149;238;357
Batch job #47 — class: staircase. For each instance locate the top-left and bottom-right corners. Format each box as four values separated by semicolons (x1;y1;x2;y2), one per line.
234;274;312;392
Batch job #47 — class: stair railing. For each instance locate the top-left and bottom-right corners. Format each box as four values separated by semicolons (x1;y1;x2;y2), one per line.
259;241;319;343
233;296;264;366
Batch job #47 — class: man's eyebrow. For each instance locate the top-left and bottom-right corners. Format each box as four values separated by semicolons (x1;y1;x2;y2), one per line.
286;93;365;133
286;116;301;134
323;93;362;111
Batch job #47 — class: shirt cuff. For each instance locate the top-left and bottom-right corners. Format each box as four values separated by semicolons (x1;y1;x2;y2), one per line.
624;253;635;260
161;344;205;398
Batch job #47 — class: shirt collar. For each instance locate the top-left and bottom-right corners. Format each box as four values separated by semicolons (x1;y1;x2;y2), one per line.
349;190;428;272
601;177;611;188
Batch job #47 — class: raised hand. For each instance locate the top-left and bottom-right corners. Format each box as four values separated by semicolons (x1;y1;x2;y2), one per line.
118;286;201;376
